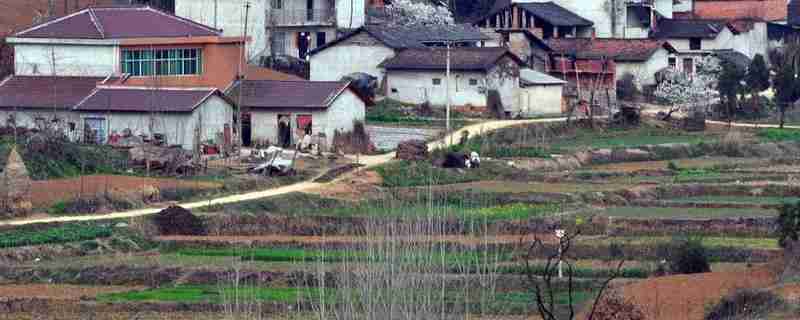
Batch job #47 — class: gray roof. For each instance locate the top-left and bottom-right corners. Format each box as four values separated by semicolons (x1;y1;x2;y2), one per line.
517;2;593;27
653;19;728;39
308;24;490;56
520;69;566;86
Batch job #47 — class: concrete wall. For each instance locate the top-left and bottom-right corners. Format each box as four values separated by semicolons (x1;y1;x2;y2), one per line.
615;47;670;86
77;94;233;150
516;84;563;116
14;43;117;76
175;0;267;60
0;109;82;141
309;32;395;81
249;88;365;148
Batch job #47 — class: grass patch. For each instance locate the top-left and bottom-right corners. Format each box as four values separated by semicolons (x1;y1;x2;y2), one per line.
373;160;535;187
663;196;800;205
604;206;777;219
547;125;710;154
98;286;319;303
499;264;650;278
0;222;113;248
0;137;127;180
757;128;800;142
585;236;779;250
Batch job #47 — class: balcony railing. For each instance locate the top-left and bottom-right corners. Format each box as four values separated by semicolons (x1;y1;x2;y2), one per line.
268;9;335;26
626;0;654;6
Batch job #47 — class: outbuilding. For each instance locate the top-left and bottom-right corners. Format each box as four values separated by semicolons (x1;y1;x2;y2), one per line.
72;86;234;151
227;80;370;149
517;69;566;117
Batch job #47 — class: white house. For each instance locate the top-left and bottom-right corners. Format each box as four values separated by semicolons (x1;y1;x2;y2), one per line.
308;24;490;83
517;69;565;116
227;80;369;148
378;47;523;115
72;86;235;151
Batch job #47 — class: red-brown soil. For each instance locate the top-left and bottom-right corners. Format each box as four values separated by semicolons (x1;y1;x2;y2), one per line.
619;266;779;320
30;175;221;207
0;284;142;300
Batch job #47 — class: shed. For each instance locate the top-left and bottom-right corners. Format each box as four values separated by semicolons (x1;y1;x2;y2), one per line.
72;86;234;151
227;80;369;149
517;69;566;117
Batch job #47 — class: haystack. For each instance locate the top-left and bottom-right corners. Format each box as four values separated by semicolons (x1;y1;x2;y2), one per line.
1;147;32;217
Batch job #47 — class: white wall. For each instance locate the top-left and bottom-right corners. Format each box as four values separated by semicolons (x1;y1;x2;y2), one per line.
673;0;692;12
516;84;563;116
724;22;769;59
176;0;267;60
14;43;117;76
386;70;488;107
616;47;670;86
77;95;233;150
249;89;365;148
0;109;82;141
310;42;395;81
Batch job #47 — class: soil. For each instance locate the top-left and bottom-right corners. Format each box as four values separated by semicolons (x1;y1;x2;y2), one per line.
772;283;800;303
30;175;221;208
619;265;779;320
0;284;142;300
307;170;384;201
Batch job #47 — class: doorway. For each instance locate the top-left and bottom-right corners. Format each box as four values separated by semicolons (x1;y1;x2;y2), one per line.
83;118;106;144
306;0;314;21
277;114;292;148
297;32;309;59
241;112;252;147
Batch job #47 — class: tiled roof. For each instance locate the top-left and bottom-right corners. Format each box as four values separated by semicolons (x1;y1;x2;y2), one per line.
546;38;675;62
0;0;118;36
691;0;788;22
516;2;593;27
245;66;305;81
520;69;565;86
14;5;220;39
308;24;489;56
73;87;219;113
0;75;110;110
653;19;728;38
378;47;521;71
228;80;362;109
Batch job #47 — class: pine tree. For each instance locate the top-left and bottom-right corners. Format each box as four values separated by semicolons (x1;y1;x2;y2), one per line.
745;54;770;114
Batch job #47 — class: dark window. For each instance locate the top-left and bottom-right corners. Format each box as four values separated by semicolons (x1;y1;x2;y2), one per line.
316;32;327;48
690;38;701;50
469;79;478;86
432;78;442;85
668;57;676;68
391;88;398;93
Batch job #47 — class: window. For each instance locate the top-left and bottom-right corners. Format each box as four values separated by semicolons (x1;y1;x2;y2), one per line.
316;32;327;48
121;48;202;76
271;0;282;9
432;78;442;85
689;38;701;50
469;78;478;86
668;57;676;68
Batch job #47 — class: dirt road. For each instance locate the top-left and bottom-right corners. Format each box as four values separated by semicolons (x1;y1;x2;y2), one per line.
0;118;565;226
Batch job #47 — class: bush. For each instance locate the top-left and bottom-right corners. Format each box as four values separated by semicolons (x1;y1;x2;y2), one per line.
616;73;640;102
777;201;800;248
705;289;784;320
666;235;711;274
151;206;206;236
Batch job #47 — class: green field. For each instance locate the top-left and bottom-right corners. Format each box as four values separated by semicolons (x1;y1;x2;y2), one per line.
0;222;113;248
604;206;776;219
546;126;711;154
585;236;779;250
98;286;318;303
661;196;800;205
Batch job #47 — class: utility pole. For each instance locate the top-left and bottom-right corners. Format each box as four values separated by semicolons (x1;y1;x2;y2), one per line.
446;40;451;144
236;1;251;148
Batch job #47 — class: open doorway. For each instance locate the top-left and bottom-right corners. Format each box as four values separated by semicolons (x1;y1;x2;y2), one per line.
278;114;292;148
241;112;252;147
297;32;309;59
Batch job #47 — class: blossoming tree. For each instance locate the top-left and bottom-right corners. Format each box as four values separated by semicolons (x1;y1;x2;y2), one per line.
385;0;454;26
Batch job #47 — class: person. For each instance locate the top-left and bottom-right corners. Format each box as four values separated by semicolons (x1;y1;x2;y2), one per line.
464;152;471;168
470;151;480;168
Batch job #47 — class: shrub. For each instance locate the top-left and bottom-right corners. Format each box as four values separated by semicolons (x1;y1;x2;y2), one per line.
616;73;640;102
705;289;784;320
777;201;800;248
666;235;710;274
151;206;206;236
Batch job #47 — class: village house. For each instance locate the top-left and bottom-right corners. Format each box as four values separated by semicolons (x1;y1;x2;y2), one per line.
226;80;369;148
73;86;234;150
517;68;566;116
307;24;489;82
651;19;758;74
472;0;594;42
378;47;523;116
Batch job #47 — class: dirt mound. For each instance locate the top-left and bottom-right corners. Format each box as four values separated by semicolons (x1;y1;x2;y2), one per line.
620;266;779;320
152;206;206;236
396;140;429;161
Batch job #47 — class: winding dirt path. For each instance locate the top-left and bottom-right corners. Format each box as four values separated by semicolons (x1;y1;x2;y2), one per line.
0;118;565;226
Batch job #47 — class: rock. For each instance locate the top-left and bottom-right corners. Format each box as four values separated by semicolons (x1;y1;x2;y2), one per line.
395;139;429;161
114;222;129;228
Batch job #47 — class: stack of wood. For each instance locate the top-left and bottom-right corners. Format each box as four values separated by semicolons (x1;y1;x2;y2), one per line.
396;140;428;161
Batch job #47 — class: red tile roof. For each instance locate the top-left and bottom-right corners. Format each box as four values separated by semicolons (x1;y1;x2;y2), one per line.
546;38;675;62
229;80;363;109
245;66;305;81
14;6;220;39
688;0;788;22
0;75;111;110
73;86;220;113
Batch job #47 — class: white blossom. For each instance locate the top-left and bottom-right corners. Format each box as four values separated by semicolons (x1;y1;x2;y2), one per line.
385;0;454;26
654;56;721;112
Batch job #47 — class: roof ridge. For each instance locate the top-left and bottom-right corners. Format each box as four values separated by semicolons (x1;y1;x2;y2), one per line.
72;87;100;110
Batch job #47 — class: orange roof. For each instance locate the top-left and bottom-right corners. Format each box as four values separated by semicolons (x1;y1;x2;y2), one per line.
691;0;787;22
245;66;304;81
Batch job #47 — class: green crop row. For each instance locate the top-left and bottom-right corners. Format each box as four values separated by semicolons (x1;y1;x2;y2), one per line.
0;223;113;248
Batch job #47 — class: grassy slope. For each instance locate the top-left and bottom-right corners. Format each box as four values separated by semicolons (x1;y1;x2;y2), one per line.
604;206;777;219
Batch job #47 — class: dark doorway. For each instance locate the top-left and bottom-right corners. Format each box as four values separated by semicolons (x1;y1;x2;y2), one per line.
307;0;314;20
241;112;252;147
297;32;309;59
278;114;292;148
316;32;326;48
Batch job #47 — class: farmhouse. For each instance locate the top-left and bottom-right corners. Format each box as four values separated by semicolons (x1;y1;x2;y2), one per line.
72;86;235;150
546;38;677;86
378;47;523;115
227;80;369;148
307;24;489;82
